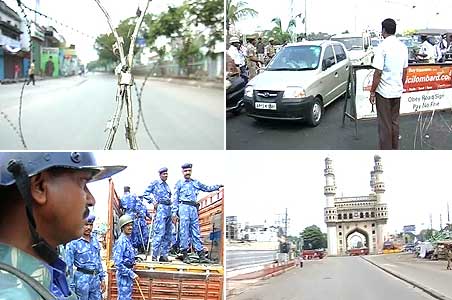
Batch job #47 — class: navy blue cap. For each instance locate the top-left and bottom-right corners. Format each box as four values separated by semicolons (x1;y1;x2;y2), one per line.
0;152;126;187
159;167;168;174
181;163;192;169
86;214;96;224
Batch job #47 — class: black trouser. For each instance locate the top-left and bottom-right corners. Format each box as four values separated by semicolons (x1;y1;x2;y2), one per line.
376;93;401;150
27;74;35;85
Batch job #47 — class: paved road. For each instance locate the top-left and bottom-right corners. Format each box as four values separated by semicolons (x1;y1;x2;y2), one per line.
227;96;452;150
228;256;437;300
365;253;452;299
0;73;224;149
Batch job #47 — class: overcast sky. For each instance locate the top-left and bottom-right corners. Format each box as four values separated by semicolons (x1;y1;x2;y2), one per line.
225;151;452;236
233;0;452;36
4;0;184;63
86;151;224;227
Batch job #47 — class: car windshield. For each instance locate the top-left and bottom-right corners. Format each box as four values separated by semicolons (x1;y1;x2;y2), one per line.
331;37;363;50
266;45;321;71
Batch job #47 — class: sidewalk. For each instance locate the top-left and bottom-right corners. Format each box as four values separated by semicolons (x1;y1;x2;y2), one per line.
134;75;224;89
1;75;55;85
226;260;296;297
362;253;452;300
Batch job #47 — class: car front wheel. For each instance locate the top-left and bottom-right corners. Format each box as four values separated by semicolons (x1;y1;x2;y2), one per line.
307;97;323;127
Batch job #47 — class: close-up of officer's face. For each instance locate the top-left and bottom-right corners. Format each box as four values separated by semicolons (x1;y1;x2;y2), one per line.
160;172;168;181
183;168;192;179
123;223;133;235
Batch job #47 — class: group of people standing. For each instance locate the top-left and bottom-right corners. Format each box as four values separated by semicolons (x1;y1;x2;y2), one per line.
111;163;223;299
226;36;277;82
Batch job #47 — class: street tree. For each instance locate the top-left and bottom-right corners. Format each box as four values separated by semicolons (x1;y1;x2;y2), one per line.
301;225;327;250
186;0;223;52
265;17;296;44
417;229;438;241
226;0;258;35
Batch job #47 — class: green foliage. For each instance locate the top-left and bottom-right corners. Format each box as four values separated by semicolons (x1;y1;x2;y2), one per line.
418;229;438;242
186;0;224;53
173;34;203;72
93;2;222;74
301;225;327;250
226;0;258;31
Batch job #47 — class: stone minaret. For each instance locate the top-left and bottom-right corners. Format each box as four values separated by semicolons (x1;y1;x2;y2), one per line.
373;155;385;202
373;155;386;251
370;171;376;193
324;157;337;256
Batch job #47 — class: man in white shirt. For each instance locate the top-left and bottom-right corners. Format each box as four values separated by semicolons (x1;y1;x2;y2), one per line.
227;36;242;67
369;18;408;150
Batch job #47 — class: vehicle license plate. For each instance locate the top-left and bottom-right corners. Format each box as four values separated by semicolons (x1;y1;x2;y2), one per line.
255;102;277;110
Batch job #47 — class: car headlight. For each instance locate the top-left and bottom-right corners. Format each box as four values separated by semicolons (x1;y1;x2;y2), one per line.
283;86;306;99
245;86;254;98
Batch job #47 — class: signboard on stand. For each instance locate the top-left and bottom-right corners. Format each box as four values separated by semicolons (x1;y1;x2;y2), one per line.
354;64;452;120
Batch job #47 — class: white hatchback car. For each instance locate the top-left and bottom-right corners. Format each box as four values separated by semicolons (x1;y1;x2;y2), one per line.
244;40;351;126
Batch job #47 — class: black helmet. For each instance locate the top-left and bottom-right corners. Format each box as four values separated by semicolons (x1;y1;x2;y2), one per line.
0;152;126;265
0;152;126;186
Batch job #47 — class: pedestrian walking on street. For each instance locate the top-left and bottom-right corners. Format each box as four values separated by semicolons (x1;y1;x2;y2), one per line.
0;152;125;299
27;60;35;86
143;167;173;262
113;214;138;300
65;214;106;300
171;163;223;263
14;64;20;80
369;18;408;150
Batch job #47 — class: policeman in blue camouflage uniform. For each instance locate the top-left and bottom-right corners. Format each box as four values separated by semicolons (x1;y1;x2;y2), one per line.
120;186;149;252
143;167;173;262
0;152;125;299
171;163;223;263
120;186;137;215
132;196;152;253
65;214;106;300
113;214;138;300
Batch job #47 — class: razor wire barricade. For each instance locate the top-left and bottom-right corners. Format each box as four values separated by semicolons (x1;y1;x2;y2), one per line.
343;63;452;149
3;0;160;150
94;0;153;150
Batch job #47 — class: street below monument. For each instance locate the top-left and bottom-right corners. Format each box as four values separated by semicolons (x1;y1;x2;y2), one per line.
228;254;451;300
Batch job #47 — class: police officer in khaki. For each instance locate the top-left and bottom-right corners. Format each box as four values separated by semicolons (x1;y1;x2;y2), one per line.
246;36;264;79
265;38;276;64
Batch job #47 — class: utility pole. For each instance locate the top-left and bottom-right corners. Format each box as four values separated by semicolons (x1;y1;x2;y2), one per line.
430;213;433;230
448;202;450;223
304;0;307;37
440;214;443;231
284;208;288;238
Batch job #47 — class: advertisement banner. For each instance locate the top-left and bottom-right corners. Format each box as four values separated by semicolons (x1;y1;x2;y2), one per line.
41;47;59;77
403;225;416;233
355;64;452;119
